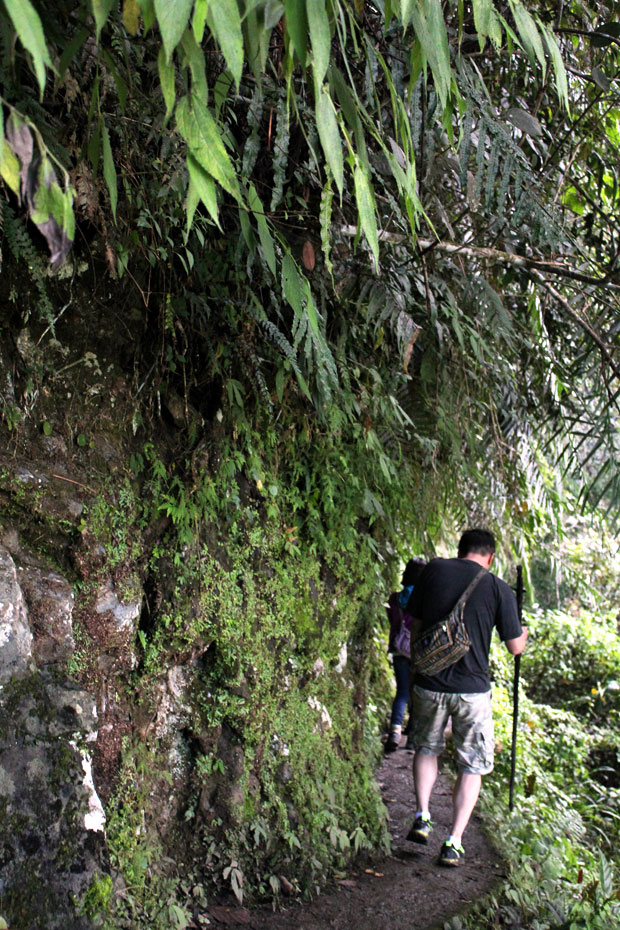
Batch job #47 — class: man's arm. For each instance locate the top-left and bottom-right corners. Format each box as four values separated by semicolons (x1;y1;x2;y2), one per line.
505;626;529;655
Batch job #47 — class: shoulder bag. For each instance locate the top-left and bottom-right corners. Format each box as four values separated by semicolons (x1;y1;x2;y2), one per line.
412;568;487;676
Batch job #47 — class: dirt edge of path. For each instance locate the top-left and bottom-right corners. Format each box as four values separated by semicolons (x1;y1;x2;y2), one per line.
212;739;504;930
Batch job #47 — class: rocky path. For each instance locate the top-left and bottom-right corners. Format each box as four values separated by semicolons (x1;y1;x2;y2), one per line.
210;739;503;930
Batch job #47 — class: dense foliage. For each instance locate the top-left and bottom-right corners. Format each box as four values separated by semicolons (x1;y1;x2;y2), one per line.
2;0;620;552
0;1;619;928
457;603;620;930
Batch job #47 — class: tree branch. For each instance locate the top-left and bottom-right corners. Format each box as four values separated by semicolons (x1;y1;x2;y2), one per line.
338;226;619;287
529;270;620;381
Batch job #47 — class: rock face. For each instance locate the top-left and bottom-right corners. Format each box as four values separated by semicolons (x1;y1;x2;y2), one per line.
0;545;110;929
0;548;33;682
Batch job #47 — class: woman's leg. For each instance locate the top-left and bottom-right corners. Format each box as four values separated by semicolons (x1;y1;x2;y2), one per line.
390;655;411;729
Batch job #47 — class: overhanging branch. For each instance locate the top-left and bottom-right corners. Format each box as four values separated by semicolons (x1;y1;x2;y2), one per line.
530;270;620;382
338;226;620;288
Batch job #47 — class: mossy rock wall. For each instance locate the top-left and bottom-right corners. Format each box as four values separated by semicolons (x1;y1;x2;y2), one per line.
0;299;393;927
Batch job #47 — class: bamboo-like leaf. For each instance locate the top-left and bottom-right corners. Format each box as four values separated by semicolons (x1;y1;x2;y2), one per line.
315;87;343;196
158;47;176;122
187;154;221;228
308;0;331;88
4;0;53;95
154;0;193;61
176;95;239;198
89;0;115;40
509;1;546;78
208;0;244;87
472;0;502;49
248;183;276;276
354;162;379;267
102;122;118;221
409;0;452;109
541;23;570;111
284;0;308;65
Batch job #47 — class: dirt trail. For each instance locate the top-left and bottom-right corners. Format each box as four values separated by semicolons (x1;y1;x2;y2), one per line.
209;739;503;930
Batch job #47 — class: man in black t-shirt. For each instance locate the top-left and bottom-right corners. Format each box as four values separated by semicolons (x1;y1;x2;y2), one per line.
405;529;528;866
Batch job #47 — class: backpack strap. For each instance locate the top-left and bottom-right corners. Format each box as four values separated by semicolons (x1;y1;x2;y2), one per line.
452;567;487;611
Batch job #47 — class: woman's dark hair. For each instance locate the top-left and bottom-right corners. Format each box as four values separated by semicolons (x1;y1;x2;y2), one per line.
401;558;426;587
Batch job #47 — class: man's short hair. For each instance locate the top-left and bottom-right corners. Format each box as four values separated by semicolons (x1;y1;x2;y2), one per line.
458;529;496;557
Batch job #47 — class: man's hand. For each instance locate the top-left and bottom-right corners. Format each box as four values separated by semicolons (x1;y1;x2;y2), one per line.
506;625;529;655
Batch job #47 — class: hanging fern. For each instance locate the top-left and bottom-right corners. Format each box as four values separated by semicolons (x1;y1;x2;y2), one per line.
270;91;290;213
1;202;55;326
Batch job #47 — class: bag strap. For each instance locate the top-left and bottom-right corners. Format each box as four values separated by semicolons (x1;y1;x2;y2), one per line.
452;567;487;612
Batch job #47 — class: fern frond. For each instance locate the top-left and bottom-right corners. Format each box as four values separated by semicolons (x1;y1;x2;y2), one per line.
270;91;290;212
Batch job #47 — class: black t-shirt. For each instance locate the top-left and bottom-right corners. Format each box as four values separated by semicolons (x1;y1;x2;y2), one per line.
407;557;522;693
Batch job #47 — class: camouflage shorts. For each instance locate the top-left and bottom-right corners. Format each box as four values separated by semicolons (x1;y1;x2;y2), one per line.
411;686;494;775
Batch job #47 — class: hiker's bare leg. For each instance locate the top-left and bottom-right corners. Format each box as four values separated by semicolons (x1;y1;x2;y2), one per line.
450;772;481;839
413;751;438;812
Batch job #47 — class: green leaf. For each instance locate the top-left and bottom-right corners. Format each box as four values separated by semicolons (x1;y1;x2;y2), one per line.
180;28;208;103
58;27;89;78
319;171;334;276
509;1;546;78
315;87;343;196
158;46;176;121
307;0;331;88
186;169;200;232
282;252;303;317
400;0;414;28
302;278;320;336
176;95;239;198
354;162;379;267
192;0;208;42
239;204;255;251
542;24;569;111
0;105;4;163
208;0;243;88
0;143;20;195
101;123;118;220
284;0;308;65
3;0;53;96
472;0;502;49
154;0;193;60
409;0;452;109
89;0;115;40
248;183;276;276
138;0;156;32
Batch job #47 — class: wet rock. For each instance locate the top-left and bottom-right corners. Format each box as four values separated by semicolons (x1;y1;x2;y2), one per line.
16;559;75;665
0;546;34;683
95;576;141;635
154;664;193;740
307;696;332;732
0;672;109;930
278;761;293;784
0;552;110;930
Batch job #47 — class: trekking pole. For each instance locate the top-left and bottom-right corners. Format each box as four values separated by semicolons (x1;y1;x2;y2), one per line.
509;564;523;812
